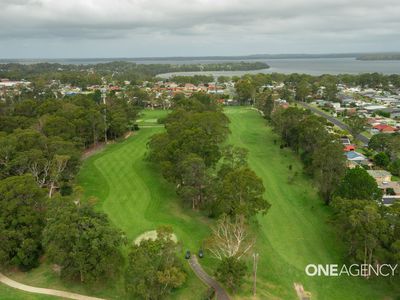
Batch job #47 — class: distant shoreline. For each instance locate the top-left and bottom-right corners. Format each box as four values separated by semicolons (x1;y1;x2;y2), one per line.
1;52;400;65
2;57;400;76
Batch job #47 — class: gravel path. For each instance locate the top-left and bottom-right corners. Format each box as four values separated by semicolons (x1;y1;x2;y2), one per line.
0;273;105;300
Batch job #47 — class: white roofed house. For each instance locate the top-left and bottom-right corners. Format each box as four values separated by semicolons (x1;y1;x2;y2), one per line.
340;136;351;146
0;79;31;88
364;105;388;113
375;97;400;107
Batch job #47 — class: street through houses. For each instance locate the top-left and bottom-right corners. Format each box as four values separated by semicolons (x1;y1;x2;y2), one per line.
297;102;370;145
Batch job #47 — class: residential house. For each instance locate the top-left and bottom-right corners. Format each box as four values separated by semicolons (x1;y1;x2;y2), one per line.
371;124;397;134
382;195;400;206
345;151;371;168
391;109;400;119
344;145;356;152
375;97;400;106
364;105;387;113
367;170;400;205
340;136;351;145
341;98;357;107
367;170;392;185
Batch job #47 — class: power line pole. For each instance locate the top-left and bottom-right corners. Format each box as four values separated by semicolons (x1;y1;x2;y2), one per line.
253;252;259;297
102;92;108;144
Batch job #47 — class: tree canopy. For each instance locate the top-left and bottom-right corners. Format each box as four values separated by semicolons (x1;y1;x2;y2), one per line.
125;227;186;300
43;200;126;282
336;167;382;201
0;175;45;270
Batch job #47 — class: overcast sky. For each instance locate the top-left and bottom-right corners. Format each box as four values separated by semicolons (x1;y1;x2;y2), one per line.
0;0;399;58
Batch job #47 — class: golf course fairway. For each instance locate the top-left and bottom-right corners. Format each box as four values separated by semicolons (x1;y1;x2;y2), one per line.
77;109;212;299
224;107;400;300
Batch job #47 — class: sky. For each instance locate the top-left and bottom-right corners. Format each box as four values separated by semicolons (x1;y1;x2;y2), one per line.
0;0;399;58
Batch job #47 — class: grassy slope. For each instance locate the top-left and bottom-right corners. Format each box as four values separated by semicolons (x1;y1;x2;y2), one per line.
225;107;400;300
0;285;56;300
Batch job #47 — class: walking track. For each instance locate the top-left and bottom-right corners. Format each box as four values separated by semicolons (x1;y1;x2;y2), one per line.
0;273;105;300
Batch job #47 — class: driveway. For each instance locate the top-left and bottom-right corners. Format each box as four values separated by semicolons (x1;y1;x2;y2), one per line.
188;256;230;300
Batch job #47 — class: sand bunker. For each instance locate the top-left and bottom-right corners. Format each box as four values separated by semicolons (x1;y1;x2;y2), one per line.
134;230;178;245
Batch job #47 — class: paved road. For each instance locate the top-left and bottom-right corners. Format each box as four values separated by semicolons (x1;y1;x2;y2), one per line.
297;102;370;145
0;273;105;300
188;256;230;300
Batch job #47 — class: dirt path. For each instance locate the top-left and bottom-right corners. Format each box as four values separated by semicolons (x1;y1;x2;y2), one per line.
81;143;107;160
188;256;230;300
0;273;105;300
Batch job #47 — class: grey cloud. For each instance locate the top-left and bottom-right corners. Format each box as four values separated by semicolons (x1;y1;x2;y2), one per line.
0;0;399;57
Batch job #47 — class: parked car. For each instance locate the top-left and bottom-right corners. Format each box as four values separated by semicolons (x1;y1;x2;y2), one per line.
198;249;204;258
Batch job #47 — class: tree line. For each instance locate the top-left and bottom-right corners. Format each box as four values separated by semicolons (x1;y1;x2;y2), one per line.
268;105;346;204
233;72;400;105
0;61;268;85
0;92;152;297
148;93;270;219
169;75;215;85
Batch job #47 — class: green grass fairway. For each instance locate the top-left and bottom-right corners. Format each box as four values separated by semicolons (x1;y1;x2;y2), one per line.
77;109;212;299
225;107;400;300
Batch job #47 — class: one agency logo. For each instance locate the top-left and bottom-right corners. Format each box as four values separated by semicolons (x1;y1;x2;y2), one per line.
305;264;398;277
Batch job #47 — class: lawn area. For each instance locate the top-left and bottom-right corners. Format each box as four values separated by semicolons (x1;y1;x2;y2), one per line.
0;285;56;300
136;109;171;126
225;107;400;300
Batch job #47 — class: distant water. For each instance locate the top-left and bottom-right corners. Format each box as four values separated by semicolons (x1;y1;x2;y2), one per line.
1;57;400;76
157;58;400;77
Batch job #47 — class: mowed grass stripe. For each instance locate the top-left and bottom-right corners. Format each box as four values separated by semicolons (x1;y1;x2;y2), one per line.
225;107;400;300
77;110;211;299
94;132;154;238
227;108;334;266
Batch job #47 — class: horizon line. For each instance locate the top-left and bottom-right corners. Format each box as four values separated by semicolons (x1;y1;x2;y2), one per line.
1;51;400;61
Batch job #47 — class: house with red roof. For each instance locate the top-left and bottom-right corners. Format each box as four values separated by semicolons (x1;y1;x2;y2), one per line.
372;124;397;134
343;145;356;152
